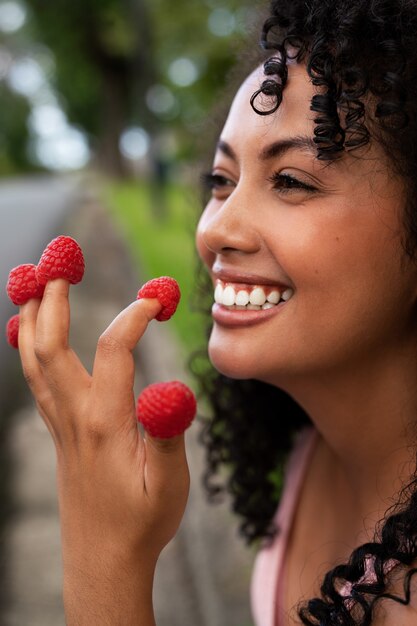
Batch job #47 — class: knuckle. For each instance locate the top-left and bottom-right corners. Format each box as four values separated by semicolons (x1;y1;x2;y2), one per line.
84;418;109;449
34;341;55;367
97;332;123;358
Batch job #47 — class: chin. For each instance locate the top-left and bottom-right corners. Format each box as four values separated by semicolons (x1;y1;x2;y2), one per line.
207;325;313;389
208;342;303;396
208;348;253;380
208;334;267;380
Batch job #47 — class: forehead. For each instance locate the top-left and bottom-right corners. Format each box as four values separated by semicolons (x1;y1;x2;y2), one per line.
221;63;317;148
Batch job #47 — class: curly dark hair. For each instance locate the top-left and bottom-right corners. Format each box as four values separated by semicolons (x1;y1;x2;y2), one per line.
191;0;417;624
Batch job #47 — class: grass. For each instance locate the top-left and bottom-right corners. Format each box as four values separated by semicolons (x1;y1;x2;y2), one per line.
104;180;257;626
103;179;207;354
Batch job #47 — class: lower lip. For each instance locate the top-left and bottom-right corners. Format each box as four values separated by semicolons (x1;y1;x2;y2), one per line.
211;301;288;327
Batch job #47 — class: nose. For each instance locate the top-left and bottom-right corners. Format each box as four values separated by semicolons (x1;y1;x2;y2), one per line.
196;191;261;263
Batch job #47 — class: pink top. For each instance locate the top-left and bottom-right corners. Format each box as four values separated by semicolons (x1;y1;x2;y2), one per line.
250;427;399;626
250;427;318;626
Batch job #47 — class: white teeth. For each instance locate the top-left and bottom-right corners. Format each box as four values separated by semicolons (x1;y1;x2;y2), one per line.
235;290;250;306
214;281;294;309
214;283;224;304
267;290;280;304
249;287;267;306
222;285;236;306
282;288;294;301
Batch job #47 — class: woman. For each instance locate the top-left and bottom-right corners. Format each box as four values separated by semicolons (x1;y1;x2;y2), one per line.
16;0;417;624
196;1;417;623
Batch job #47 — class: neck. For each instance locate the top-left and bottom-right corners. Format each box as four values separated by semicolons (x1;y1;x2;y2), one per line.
277;343;417;521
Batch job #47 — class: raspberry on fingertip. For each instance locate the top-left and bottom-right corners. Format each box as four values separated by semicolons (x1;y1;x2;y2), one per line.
36;235;85;286
6;314;19;349
6;264;45;305
136;381;197;438
137;276;181;322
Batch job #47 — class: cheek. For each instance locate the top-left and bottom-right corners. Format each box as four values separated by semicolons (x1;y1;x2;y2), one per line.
267;199;384;293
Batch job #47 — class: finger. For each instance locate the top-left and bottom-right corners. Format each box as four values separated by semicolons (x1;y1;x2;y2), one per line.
92;298;162;419
19;298;56;431
34;279;91;398
144;433;190;512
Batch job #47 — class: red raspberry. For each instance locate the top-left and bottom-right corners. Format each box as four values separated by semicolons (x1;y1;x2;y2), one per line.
6;314;19;349
137;276;180;322
6;264;45;305
136;381;197;438
36;235;85;285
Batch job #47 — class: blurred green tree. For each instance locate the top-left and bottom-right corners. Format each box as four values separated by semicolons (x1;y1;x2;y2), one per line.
0;83;31;174
147;0;265;161
24;0;156;176
1;0;263;176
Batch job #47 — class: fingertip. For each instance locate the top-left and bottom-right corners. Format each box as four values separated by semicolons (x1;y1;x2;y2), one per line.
19;297;42;321
137;277;180;322
43;278;70;298
132;297;162;322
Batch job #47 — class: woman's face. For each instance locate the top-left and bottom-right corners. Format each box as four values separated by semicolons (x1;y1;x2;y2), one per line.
196;63;417;387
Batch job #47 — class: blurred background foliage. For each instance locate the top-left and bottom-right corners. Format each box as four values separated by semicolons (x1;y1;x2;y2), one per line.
0;0;266;353
0;6;267;618
0;0;265;177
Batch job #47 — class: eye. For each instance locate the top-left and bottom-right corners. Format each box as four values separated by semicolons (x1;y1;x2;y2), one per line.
200;171;236;192
268;172;317;194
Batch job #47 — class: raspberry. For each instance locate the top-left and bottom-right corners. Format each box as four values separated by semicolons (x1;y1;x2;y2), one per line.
6;264;45;305
6;314;19;349
36;235;85;285
136;381;197;439
137;276;180;322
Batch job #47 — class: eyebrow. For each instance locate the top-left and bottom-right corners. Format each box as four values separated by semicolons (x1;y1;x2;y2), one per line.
216;136;318;162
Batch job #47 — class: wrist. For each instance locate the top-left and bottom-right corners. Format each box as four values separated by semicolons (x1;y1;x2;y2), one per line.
63;548;157;626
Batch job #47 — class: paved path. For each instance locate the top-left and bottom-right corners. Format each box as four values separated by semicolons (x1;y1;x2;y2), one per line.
1;177;255;626
0;175;84;404
0;174;86;622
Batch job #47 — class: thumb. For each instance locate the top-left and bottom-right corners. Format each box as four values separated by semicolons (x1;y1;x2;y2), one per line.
137;380;196;504
144;434;190;546
143;433;190;518
142;432;191;552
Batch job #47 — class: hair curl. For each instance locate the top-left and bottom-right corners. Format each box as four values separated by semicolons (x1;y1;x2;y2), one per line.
192;0;417;624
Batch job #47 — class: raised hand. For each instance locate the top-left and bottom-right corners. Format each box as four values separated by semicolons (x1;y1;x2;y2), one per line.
6;238;194;626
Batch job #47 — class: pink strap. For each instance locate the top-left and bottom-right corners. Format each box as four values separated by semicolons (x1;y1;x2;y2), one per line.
250;427;318;626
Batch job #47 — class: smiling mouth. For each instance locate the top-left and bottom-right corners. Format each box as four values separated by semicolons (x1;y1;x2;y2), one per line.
214;280;294;310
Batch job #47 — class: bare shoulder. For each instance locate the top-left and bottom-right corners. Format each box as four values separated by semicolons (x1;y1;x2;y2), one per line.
371;564;417;625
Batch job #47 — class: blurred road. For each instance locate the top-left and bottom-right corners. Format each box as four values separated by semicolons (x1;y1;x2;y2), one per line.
0;175;255;626
0;175;84;402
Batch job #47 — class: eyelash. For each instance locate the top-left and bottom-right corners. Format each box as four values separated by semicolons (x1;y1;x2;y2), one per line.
268;172;317;194
200;172;235;190
201;171;317;194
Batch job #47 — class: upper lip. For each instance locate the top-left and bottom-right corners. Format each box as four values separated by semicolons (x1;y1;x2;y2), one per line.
212;265;291;289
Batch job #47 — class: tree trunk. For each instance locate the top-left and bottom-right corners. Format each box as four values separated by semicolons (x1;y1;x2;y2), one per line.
96;66;129;178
